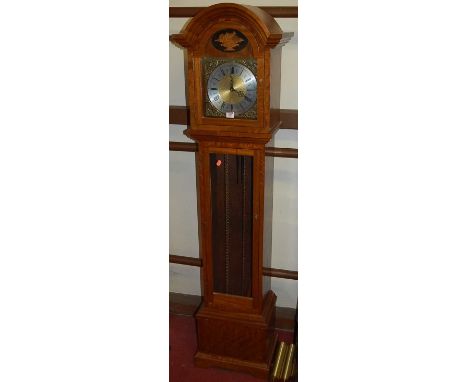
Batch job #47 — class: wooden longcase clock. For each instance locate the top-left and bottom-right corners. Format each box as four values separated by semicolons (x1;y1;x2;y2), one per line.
170;3;292;379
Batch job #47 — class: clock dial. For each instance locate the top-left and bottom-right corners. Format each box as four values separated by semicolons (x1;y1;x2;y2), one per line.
207;62;257;116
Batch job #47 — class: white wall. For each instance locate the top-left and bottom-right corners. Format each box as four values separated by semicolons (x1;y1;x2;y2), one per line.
169;0;298;308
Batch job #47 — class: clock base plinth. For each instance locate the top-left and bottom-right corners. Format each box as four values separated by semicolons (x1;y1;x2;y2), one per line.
194;291;277;379
194;338;277;379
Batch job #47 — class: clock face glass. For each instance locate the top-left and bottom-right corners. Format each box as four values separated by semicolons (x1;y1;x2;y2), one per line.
203;59;257;119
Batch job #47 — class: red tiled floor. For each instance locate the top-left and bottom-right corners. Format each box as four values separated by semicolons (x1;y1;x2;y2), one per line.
169;313;293;382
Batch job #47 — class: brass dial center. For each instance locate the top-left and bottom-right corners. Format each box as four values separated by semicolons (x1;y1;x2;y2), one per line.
218;75;247;104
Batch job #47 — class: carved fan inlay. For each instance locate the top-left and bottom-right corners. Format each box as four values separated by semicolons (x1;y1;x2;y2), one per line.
212;29;248;52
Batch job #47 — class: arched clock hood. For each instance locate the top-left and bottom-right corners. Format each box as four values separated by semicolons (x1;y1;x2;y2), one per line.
170;3;292;50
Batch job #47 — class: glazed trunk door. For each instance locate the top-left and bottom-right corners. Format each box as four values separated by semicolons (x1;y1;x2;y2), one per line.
210;153;253;297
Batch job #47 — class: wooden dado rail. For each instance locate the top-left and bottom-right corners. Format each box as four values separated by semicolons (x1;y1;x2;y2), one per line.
169;6;298;18
169;141;297;158
169;106;298;158
170;254;298;280
170;106;298;130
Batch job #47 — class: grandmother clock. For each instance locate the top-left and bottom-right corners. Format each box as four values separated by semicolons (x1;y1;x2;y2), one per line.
170;3;292;378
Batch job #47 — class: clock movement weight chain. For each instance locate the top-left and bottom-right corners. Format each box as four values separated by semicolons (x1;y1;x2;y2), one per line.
241;156;247;296
224;154;230;294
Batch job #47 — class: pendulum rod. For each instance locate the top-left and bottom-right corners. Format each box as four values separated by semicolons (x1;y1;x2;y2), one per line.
224;154;230;294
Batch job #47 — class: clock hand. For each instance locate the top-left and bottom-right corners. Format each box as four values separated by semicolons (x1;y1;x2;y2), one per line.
233;88;246;98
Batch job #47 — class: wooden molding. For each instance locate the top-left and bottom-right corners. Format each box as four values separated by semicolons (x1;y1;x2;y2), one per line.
169;254;202;267
169;141;197;153
169;6;298;19
169;141;297;158
169;106;298;130
266;147;298;159
169;105;190;125
277;109;298;130
170;292;296;331
169;254;297;280
263;267;298;280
